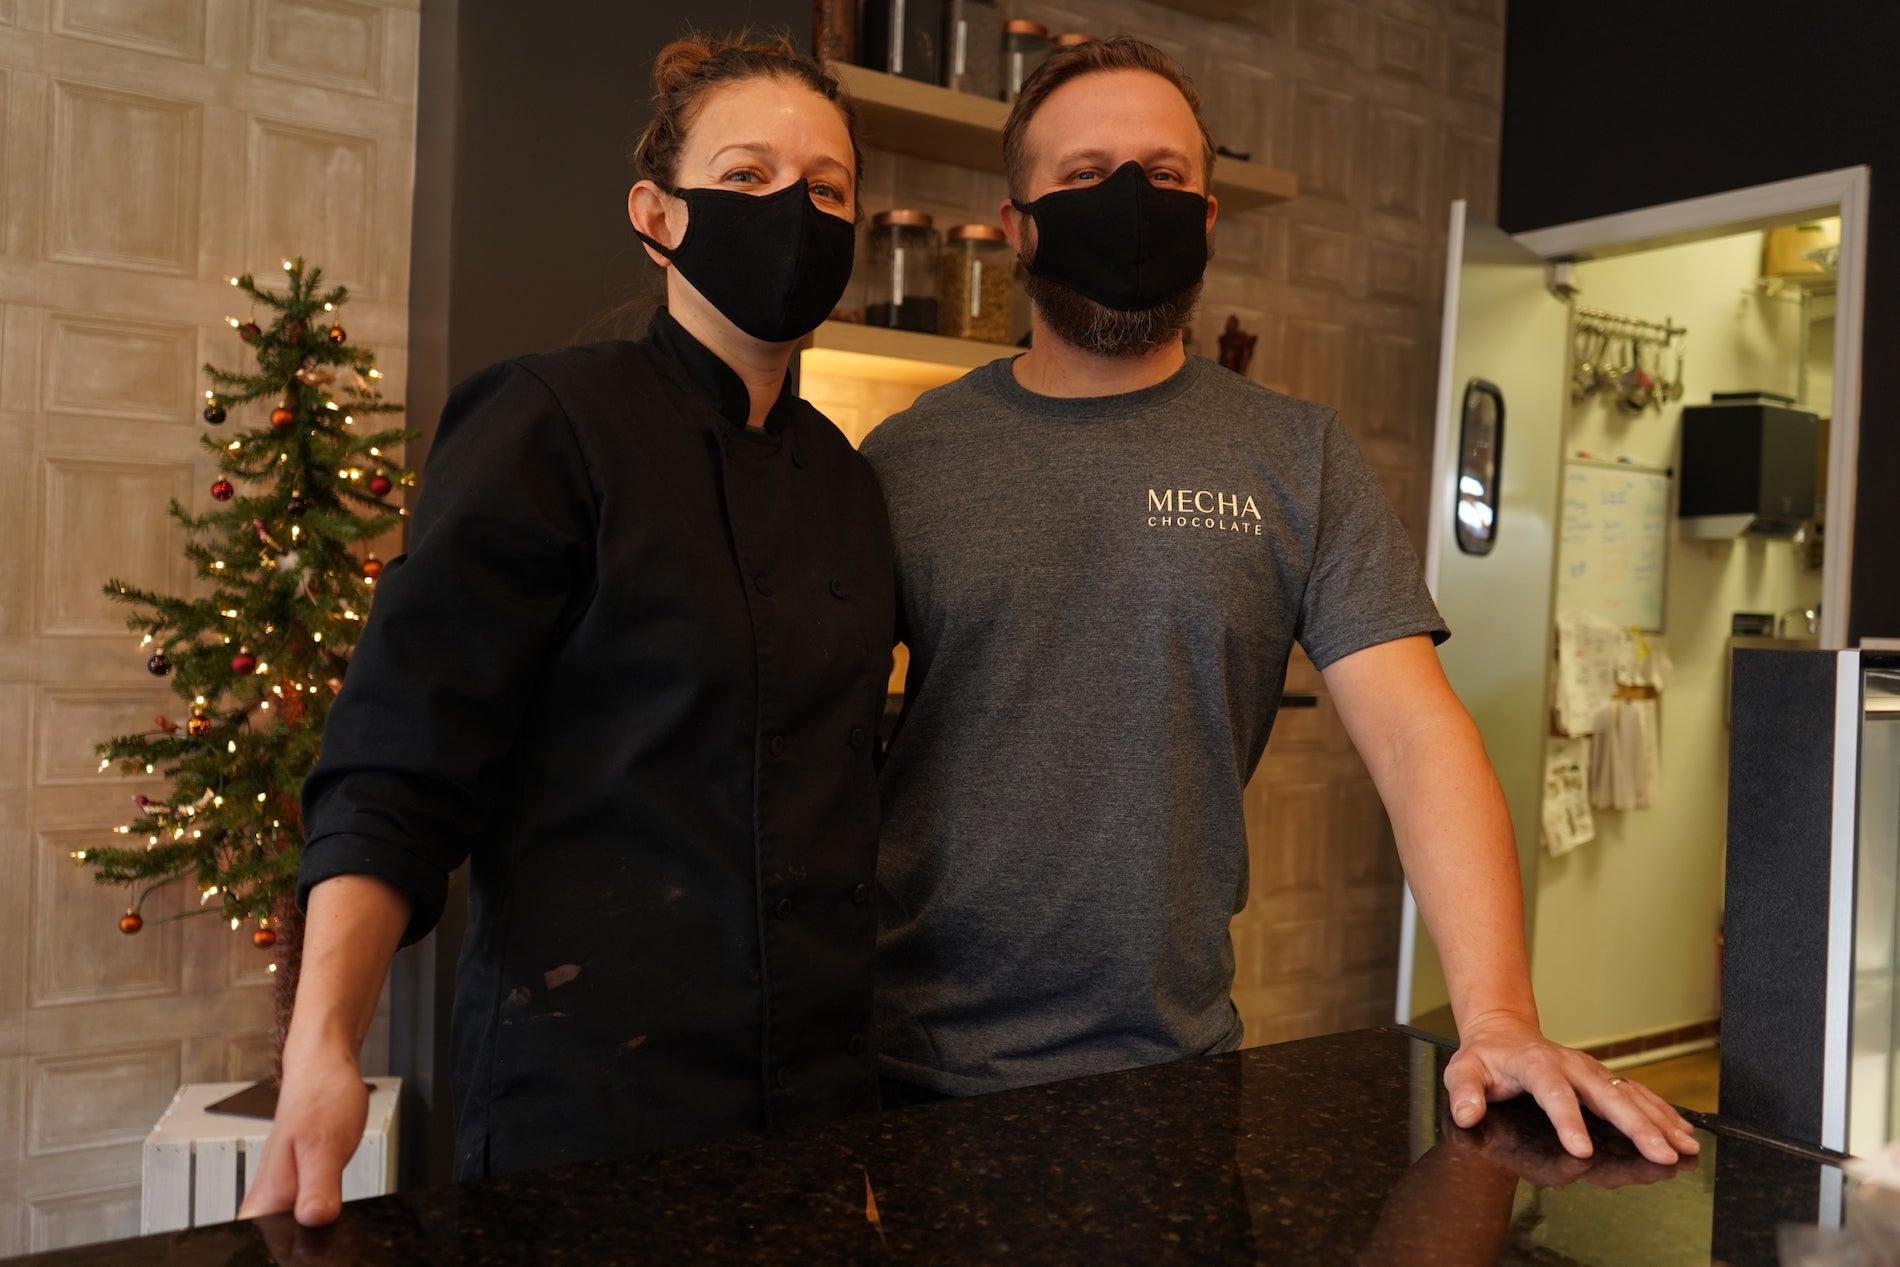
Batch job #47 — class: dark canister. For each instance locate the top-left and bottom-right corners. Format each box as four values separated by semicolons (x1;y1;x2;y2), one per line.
943;0;1002;99
813;0;857;62
860;0;944;84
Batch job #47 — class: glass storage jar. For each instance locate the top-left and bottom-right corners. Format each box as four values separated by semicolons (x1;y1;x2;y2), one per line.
944;0;1003;99
1003;19;1051;102
859;0;944;84
866;210;941;333
937;224;1012;343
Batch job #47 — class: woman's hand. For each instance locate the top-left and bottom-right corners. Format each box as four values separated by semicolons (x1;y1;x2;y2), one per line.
238;1038;371;1225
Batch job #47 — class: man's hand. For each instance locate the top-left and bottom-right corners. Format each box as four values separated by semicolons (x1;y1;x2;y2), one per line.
1444;1011;1700;1166
237;1040;371;1226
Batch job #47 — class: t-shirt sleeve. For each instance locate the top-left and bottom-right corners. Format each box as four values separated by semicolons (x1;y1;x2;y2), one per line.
298;361;596;945
1295;410;1449;671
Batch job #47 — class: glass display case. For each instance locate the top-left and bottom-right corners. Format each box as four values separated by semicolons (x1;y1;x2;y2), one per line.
1850;659;1900;1154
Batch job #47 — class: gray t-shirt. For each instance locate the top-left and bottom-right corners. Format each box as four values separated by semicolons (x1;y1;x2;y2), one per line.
859;355;1447;1095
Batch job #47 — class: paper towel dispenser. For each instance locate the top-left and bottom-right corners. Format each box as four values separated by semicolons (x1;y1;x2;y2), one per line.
1679;396;1818;540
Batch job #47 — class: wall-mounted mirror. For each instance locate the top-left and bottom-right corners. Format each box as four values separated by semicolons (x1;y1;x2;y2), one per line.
1455;378;1504;555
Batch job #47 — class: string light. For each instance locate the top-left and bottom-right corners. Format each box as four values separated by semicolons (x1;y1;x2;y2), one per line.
367;369;381;379
117;826;130;834
212;561;225;569
70;850;87;861
98;759;109;772
255;792;266;803
227;741;236;753
225;317;240;328
268;964;278;973
228;277;240;286
282;259;293;270
144;764;154;774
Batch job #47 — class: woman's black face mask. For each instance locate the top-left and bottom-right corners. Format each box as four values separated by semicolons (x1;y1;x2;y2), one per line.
1011;161;1209;312
635;178;856;343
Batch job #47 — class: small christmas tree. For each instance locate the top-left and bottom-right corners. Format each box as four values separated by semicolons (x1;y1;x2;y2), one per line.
76;259;414;1066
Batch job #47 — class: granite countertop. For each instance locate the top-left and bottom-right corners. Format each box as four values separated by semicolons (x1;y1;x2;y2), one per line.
11;1027;1859;1265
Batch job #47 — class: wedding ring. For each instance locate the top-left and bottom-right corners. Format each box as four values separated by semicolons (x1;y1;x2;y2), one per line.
1607;1076;1629;1088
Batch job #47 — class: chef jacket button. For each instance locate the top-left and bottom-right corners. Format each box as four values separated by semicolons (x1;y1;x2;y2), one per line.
849;726;868;750
768;735;786;758
852;882;870;906
754;573;774;596
848;1033;867;1056
829;578;848;599
775;1066;795;1091
775;896;795;919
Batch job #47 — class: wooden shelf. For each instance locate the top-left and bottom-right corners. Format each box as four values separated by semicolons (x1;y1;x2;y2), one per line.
829;62;1297;212
801;321;1017;382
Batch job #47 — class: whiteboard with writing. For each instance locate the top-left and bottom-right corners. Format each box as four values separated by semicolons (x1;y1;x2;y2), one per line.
1556;463;1670;632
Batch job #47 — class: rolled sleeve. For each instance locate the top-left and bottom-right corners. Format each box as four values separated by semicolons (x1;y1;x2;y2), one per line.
299;361;597;945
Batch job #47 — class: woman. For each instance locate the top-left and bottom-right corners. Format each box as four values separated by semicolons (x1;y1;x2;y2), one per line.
242;34;892;1226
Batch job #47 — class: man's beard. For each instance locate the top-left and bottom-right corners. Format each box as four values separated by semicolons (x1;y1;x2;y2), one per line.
1020;230;1210;358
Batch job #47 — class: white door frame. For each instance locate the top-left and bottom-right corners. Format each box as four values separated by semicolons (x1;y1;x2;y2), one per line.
1395;166;1871;1026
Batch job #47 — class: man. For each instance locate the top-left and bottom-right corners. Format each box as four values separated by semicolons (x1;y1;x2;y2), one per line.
859;37;1696;1166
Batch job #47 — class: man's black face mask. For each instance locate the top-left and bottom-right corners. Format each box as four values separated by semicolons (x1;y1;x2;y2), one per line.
1011;161;1209;312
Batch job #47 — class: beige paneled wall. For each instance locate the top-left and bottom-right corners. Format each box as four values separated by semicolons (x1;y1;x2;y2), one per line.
810;0;1505;1048
0;0;418;1251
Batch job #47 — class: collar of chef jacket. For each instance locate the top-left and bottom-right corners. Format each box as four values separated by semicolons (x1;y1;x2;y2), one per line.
648;307;801;434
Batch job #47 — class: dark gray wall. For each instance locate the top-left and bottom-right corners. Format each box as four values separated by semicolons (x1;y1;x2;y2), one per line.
396;0;807;1188
1499;2;1898;644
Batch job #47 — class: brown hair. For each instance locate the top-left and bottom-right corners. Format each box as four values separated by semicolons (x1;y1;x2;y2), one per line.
1001;37;1215;201
632;30;865;211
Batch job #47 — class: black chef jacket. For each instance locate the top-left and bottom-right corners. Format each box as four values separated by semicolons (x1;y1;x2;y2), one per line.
298;310;895;1179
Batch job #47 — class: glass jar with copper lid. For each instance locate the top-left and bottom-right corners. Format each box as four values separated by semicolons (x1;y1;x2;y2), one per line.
937;224;1013;343
865;209;941;334
1003;19;1051;102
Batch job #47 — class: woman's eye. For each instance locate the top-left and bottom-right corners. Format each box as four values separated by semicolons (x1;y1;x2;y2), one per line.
1071;170;1099;183
812;182;844;201
723;169;760;185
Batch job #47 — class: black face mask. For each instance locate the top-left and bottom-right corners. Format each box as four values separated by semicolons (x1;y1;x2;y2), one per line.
635;178;857;343
1012;161;1208;311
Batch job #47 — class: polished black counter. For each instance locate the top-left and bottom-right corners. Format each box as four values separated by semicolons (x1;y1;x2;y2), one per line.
10;1027;1857;1264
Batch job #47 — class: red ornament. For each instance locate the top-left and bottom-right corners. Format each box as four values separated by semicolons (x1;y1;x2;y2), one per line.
252;927;277;949
363;556;384;579
210;479;235;501
231;652;258;675
270;407;294;428
326;324;347;343
367;474;393;497
119;913;143;935
239;322;261;342
154;716;178;734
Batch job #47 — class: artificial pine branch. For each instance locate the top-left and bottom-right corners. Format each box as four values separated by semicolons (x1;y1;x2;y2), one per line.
74;257;419;941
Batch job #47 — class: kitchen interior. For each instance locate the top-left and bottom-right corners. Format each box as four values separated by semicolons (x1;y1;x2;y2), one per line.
4;0;1898;1259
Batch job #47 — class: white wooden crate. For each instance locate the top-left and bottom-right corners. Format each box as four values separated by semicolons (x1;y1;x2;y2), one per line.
141;1078;401;1232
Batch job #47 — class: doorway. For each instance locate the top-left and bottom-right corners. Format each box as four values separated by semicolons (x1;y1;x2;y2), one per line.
1396;168;1871;1076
